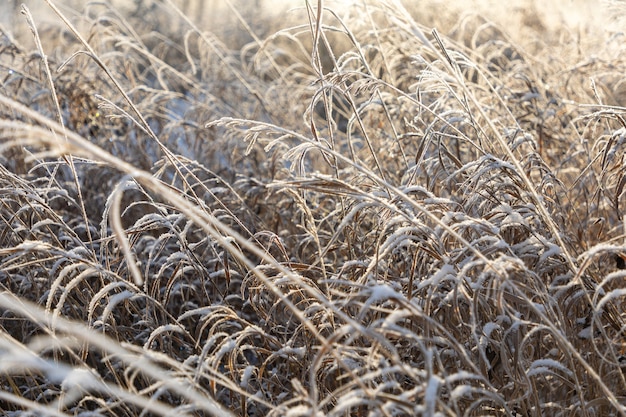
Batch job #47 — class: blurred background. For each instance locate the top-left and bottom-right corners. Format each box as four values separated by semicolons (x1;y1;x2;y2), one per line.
1;0;281;47
0;0;612;45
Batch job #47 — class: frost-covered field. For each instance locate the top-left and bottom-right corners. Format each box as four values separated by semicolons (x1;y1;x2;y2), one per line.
1;0;626;416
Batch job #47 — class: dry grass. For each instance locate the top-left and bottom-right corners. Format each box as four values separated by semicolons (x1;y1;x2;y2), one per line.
1;0;626;415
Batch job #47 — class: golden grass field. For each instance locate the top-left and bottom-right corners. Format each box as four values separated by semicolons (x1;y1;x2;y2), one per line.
2;0;626;415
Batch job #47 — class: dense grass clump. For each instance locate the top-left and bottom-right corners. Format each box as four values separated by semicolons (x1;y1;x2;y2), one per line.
1;0;626;415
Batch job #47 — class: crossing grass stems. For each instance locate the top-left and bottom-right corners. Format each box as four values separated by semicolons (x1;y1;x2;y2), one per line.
0;0;626;415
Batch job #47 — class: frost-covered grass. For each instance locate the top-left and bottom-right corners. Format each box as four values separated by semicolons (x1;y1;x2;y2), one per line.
1;0;626;415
